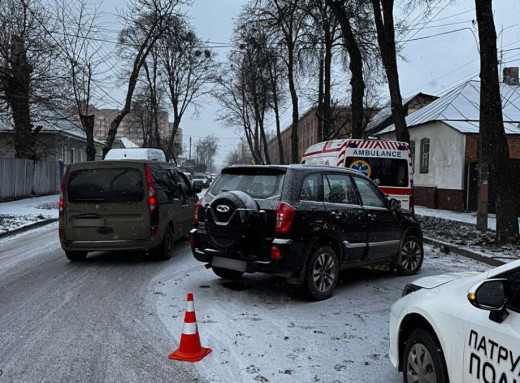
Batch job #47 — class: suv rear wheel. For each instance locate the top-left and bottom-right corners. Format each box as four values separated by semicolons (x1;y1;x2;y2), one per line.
65;251;88;262
212;266;244;279
393;235;423;276
305;245;339;301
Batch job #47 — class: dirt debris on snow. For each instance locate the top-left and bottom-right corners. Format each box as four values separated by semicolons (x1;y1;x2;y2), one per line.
417;215;520;260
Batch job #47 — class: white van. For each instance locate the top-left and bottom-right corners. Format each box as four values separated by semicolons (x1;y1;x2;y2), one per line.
302;138;414;212
105;148;166;162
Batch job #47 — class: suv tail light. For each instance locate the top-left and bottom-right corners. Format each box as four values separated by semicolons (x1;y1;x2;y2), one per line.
144;164;157;214
59;168;67;217
193;199;202;224
275;202;295;233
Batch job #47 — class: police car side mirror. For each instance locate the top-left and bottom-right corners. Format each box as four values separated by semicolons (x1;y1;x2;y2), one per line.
468;279;509;323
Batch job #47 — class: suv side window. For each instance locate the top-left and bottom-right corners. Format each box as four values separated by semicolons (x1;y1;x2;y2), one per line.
324;173;358;205
352;176;387;208
300;174;321;201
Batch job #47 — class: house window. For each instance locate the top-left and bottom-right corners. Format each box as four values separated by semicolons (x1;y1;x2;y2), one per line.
420;138;430;173
410;140;415;171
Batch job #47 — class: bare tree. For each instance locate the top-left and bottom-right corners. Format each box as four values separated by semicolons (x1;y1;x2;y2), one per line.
325;0;368;139
475;0;519;244
157;16;217;162
371;0;408;142
252;0;306;163
102;0;185;158
195;134;218;171
213;58;263;165
0;0;62;159
54;0;105;160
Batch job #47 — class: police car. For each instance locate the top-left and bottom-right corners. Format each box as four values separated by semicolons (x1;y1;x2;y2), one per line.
389;259;520;383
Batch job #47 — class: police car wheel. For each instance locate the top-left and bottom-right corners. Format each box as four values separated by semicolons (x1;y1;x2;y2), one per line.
394;235;424;276
212;266;244;280
304;245;339;301
403;328;448;383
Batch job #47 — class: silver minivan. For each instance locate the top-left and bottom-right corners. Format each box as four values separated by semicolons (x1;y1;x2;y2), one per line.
59;160;201;261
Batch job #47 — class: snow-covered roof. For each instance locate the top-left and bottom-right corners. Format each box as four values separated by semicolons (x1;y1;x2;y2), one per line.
366;92;436;132
0;119;104;145
378;80;520;135
119;137;139;148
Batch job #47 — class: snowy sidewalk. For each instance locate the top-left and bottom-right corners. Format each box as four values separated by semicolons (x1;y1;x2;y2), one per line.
0;194;59;237
415;206;498;231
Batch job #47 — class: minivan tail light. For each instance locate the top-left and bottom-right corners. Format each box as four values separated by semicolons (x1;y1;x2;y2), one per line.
193;199;202;224
59;168;67;217
144;164;157;214
275;202;295;233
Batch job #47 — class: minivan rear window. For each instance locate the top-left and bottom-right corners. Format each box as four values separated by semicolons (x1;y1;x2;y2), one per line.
67;168;144;203
209;173;285;199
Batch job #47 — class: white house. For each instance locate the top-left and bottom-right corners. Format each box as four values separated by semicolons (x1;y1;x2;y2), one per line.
377;74;520;212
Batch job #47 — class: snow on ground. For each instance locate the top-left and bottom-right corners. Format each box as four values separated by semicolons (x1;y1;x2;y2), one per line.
153;243;492;383
0;194;59;235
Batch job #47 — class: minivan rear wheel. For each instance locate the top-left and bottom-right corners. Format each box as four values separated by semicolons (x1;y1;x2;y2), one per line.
304;245;339;301
65;251;88;262
155;225;174;260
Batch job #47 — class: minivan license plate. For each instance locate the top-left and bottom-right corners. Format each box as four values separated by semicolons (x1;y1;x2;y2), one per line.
212;256;246;272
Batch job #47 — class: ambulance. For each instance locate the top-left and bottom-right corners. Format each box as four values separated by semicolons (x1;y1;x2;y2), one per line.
301;138;413;212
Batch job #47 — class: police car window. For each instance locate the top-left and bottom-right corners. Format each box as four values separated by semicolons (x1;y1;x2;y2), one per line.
324;174;358;205
300;174;320;201
352;176;387;208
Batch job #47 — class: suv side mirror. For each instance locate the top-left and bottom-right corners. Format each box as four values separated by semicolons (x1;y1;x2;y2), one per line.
468;279;509;323
193;184;202;193
389;198;400;210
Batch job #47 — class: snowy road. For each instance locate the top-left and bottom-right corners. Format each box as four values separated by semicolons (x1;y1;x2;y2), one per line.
0;223;492;383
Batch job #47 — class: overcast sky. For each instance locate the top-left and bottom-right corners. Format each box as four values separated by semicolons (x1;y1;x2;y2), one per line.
95;0;520;167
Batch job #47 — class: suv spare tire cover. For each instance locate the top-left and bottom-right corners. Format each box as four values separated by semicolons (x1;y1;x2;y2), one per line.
205;190;264;251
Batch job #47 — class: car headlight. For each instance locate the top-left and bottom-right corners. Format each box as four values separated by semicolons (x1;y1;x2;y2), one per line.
402;283;423;296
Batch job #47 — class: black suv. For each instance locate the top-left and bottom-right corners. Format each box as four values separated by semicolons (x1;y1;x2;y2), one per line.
190;165;423;300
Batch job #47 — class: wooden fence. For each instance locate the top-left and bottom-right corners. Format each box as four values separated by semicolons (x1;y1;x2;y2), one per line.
0;158;63;200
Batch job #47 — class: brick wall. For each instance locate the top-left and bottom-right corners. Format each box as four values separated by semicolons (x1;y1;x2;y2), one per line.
465;134;520;164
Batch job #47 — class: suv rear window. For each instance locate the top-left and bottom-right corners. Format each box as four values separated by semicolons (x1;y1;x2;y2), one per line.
210;172;285;199
67;168;144;203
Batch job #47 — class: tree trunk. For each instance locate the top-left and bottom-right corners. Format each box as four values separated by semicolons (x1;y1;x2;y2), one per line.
323;27;333;139
372;0;409;143
327;1;365;139
9;35;35;160
475;0;519;243
80;115;96;161
287;52;300;163
317;47;324;142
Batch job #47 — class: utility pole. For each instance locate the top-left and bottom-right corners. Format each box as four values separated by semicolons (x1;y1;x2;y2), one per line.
189;137;192;161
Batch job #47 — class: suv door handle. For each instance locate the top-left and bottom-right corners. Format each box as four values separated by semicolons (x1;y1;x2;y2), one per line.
331;211;341;218
367;213;376;219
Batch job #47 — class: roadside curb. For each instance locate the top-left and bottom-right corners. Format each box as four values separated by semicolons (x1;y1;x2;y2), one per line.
0;218;58;239
423;236;505;267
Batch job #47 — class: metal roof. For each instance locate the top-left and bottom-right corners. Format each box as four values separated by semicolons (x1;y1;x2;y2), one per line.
378;80;520;135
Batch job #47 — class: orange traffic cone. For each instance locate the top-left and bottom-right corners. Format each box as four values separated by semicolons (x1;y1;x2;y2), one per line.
168;293;212;362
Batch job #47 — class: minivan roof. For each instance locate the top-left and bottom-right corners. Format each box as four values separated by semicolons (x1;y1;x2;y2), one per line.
104;148;166;161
